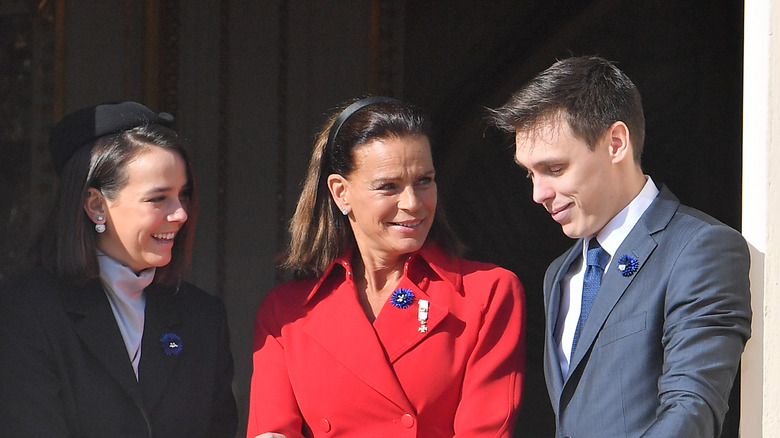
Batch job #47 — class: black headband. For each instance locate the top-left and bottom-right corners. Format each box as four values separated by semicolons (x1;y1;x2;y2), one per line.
325;96;397;153
48;101;174;175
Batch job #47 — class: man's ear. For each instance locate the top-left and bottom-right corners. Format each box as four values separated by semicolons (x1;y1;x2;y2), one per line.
327;174;350;215
607;121;632;164
83;188;106;223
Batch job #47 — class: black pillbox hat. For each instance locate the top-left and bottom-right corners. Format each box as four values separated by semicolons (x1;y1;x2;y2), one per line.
48;101;174;175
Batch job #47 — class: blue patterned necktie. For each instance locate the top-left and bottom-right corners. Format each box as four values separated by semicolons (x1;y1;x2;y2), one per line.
571;238;610;356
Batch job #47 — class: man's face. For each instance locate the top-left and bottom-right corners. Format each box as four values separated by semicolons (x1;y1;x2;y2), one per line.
514;119;619;239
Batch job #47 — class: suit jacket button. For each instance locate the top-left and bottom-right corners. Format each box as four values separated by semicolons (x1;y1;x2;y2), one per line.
401;413;415;428
319;418;331;432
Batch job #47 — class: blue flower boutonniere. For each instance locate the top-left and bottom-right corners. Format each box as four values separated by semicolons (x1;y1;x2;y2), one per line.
617;255;639;277
160;333;183;356
390;288;415;309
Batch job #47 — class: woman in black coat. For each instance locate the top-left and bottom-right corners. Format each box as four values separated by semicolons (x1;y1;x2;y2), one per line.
0;102;237;437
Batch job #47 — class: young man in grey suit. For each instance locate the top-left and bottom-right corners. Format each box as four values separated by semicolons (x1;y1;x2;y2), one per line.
489;56;751;437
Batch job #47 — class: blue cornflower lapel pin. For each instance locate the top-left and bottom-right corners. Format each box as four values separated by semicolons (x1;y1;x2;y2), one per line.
160;333;183;356
390;288;415;309
617;254;639;277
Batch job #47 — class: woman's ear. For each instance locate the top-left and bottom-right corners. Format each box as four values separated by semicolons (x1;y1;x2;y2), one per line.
83;188;106;223
327;174;350;215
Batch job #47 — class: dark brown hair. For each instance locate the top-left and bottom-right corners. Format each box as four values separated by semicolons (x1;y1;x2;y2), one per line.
34;124;198;287
284;98;464;279
489;56;646;163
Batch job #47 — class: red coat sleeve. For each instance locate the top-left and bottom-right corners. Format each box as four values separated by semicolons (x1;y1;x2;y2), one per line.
246;285;306;438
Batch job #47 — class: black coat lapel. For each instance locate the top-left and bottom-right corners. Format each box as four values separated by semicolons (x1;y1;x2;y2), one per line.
138;284;185;410
61;280;145;409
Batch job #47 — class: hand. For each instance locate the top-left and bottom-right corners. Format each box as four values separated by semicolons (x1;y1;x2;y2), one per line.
254;434;286;438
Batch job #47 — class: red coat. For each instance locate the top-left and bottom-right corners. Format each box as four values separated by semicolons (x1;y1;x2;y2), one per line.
246;244;525;438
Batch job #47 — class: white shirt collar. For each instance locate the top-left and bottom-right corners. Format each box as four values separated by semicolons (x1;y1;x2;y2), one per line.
588;176;659;263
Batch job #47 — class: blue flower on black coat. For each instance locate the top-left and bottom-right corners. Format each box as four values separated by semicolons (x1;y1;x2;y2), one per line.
160;333;183;356
390;288;415;309
617;255;639;277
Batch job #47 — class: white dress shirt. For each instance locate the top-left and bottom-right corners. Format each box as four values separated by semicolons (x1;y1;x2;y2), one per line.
554;176;659;376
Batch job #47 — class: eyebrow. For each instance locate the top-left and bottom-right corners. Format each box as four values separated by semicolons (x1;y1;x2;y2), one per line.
142;183;190;196
517;156;564;170
370;167;436;180
512;156;528;170
141;186;172;196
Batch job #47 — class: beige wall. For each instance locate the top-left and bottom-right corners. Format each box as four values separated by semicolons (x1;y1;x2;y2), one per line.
741;0;780;436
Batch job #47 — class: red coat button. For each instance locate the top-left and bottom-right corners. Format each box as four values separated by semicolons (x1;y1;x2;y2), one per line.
319;418;331;432
401;413;415;428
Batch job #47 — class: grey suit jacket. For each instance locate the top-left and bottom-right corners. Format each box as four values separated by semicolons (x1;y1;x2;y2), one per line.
543;186;751;438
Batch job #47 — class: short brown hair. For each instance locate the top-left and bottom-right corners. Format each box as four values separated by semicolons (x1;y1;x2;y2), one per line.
489;56;646;163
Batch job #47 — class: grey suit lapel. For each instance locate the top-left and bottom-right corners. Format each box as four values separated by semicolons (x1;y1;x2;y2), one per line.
547;244;583;398
565;186;679;380
62;280;146;409
565;235;656;376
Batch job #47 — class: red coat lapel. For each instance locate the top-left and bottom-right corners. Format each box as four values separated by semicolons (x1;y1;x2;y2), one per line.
303;280;414;412
372;276;449;363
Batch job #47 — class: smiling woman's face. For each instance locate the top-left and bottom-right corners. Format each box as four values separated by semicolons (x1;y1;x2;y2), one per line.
331;134;437;263
92;145;190;272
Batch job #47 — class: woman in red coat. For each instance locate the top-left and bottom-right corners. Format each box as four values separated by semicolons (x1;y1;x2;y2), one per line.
247;97;525;438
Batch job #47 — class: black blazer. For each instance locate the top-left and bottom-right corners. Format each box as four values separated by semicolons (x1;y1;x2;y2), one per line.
0;268;237;437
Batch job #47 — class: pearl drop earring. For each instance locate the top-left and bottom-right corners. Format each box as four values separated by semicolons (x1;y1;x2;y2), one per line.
95;215;106;233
